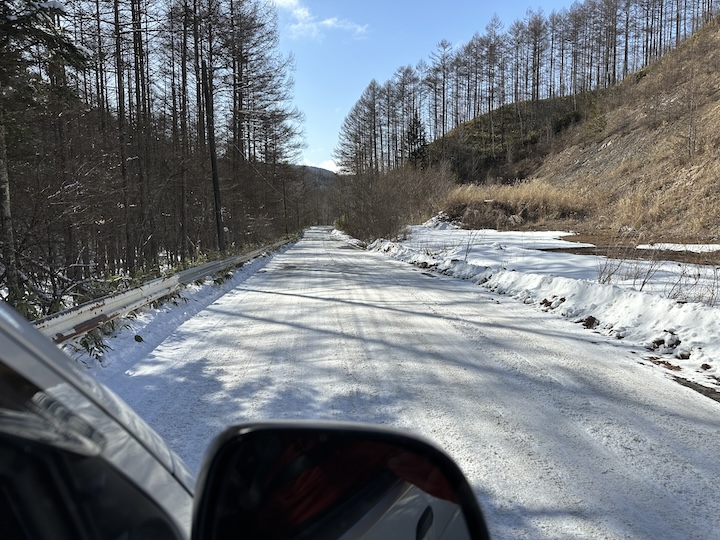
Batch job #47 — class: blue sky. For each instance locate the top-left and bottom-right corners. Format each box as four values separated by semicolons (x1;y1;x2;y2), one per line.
271;0;574;172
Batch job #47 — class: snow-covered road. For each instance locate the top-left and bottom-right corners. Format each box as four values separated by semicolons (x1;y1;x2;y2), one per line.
100;226;720;539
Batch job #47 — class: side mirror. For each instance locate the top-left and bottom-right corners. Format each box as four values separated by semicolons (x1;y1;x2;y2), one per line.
192;421;490;539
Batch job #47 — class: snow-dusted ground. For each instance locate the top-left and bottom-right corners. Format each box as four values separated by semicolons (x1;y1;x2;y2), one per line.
372;216;720;389
86;225;720;539
637;242;720;253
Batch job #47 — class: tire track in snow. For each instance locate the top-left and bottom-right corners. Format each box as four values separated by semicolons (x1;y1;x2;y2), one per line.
100;227;720;539
409;277;720;538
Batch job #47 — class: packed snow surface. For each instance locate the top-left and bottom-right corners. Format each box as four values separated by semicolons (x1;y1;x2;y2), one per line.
637;242;720;253
88;225;720;539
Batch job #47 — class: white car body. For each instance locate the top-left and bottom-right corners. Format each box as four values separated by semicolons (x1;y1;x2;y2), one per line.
0;304;194;539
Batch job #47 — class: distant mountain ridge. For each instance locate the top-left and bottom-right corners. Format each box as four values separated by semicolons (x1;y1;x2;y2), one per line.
294;165;338;189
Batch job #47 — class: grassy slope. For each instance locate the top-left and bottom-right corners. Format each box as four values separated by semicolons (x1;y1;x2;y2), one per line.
443;17;720;242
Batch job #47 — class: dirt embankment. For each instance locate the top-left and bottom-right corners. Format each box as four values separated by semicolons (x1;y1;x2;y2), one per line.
530;18;720;240
552;233;720;266
441;18;720;242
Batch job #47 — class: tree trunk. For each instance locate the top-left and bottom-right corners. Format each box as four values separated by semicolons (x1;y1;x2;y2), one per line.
114;0;135;271
202;60;225;252
180;0;190;264
0;103;20;303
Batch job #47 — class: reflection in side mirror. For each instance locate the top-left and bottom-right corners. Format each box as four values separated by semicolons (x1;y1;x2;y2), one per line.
193;422;490;540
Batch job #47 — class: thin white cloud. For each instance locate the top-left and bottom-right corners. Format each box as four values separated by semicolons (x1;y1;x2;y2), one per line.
273;0;367;41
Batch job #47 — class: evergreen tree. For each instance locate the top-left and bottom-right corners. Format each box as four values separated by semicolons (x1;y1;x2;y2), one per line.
406;111;428;169
0;0;86;312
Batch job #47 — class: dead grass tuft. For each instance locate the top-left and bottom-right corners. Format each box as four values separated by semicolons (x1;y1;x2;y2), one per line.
444;181;589;230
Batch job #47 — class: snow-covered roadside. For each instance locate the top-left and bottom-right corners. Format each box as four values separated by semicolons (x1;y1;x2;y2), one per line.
67;227;720;538
67;245;291;376
366;219;720;392
73;221;720;394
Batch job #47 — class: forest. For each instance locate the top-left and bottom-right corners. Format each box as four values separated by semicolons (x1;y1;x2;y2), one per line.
2;0;719;319
1;0;318;319
335;0;717;177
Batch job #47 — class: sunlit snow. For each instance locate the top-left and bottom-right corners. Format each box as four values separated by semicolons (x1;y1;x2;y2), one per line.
367;217;720;388
77;223;720;539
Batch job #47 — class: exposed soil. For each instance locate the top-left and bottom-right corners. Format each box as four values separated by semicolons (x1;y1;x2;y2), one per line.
544;233;720;266
645;356;682;371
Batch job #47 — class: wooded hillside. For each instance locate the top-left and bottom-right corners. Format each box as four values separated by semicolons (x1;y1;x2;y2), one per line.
335;0;717;178
531;14;720;239
1;0;323;318
334;0;720;242
444;14;720;241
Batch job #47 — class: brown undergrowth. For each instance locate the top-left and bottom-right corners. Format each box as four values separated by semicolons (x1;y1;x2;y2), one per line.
441;17;720;242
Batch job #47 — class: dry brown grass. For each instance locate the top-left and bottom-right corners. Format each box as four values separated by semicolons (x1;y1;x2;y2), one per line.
439;19;720;241
524;17;720;241
443;181;589;230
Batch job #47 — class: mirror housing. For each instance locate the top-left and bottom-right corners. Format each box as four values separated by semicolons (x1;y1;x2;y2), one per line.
192;421;490;539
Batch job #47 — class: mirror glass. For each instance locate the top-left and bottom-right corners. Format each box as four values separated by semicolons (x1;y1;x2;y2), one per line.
194;423;489;540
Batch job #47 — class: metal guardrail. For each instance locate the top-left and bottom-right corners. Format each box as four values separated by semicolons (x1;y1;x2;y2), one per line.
34;240;289;344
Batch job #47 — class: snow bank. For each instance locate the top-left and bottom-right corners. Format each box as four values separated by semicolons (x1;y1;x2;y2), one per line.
68;246;289;371
637;243;720;253
368;224;720;390
484;270;720;376
330;229;366;248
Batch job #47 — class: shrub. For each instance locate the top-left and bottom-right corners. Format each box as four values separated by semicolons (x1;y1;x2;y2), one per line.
443;180;588;229
333;163;455;241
